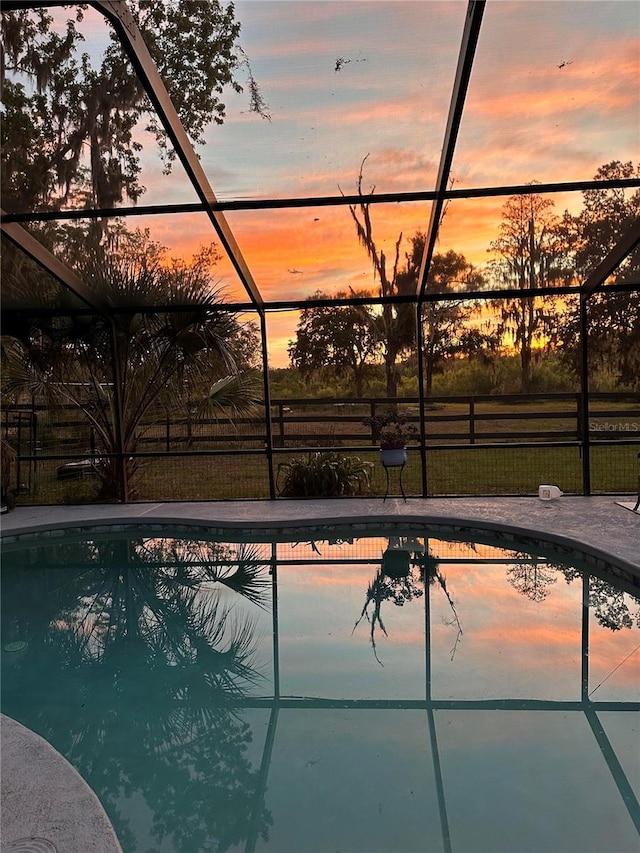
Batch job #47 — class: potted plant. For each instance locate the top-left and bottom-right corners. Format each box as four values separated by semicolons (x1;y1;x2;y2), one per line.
363;411;418;467
378;417;417;467
382;546;411;578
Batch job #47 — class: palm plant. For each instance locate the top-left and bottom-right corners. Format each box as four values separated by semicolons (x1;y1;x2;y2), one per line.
277;451;373;497
1;231;261;500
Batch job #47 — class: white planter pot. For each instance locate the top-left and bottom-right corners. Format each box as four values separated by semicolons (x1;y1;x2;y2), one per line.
380;447;407;467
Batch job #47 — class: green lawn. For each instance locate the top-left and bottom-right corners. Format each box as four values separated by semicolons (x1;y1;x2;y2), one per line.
18;442;638;504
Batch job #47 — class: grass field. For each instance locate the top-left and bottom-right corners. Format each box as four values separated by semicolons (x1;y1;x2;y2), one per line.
16;441;638;504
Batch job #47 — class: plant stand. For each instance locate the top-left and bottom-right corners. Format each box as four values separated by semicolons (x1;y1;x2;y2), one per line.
381;459;406;503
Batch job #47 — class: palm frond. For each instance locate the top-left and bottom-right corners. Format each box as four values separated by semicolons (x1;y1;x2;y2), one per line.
194;371;262;421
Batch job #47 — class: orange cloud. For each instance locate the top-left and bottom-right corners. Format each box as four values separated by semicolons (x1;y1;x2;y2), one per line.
468;42;638;122
148;179;591;312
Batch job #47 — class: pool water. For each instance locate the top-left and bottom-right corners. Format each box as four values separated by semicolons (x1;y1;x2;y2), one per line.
1;526;639;853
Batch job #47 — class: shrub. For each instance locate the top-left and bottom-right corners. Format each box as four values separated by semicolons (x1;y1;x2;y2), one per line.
277;451;373;497
362;411;417;446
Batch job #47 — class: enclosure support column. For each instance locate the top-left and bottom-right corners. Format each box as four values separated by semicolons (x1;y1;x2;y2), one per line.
416;304;428;497
244;543;281;852
581;571;589;702
260;312;276;499
424;541;432;704
31;406;39;493
583;707;640;834
425;574;451;853
579;295;591;495
271;542;280;700
109;319;128;503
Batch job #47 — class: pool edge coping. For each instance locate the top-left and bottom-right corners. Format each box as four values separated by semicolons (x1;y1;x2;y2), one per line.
2;504;638;580
1;714;123;853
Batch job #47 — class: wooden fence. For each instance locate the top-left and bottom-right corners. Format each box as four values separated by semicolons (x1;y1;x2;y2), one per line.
4;392;640;454
3;392;639;500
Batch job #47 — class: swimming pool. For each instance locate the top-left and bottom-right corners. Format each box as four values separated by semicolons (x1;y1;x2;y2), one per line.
1;523;639;852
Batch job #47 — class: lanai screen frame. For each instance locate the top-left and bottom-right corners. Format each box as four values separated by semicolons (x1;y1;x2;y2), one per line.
2;0;639;502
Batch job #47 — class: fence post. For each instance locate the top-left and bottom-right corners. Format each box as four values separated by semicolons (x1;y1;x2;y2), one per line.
277;403;285;449
31;409;38;493
108;320;129;502
469;398;475;445
369;401;377;445
187;414;192;449
15;412;23;494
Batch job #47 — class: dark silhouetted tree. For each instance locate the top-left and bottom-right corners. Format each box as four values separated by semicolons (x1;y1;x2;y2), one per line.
506;558;558;602
288;290;381;396
1;229;261;500
556;161;640;389
343;155;417;399
0;533;273;851
488;193;568;392
419;242;495;393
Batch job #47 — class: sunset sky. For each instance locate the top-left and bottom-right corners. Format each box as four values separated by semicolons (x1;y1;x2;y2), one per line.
133;0;638;364
31;1;640;364
269;536;639;702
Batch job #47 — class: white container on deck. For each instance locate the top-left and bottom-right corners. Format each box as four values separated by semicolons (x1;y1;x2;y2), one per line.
538;484;563;500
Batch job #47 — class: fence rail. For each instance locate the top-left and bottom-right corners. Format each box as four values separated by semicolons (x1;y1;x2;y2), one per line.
2;392;639;501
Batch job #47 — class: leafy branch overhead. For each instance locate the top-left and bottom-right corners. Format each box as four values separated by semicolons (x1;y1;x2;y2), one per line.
1;2;270;210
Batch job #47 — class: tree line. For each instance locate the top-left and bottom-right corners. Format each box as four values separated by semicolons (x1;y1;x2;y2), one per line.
289;160;640;398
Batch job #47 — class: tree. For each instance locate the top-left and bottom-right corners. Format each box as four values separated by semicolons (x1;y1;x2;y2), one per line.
288;290;381;396
1;228;261;500
353;542;462;665
1;2;268;211
506;558;558;602
232;318;263;371
556;161;640;389
531;561;640;634
345;164;494;398
417;242;494;393
488;193;569;393
565;160;640;283
567;289;640;390
0;70;60;212
344;155;417;399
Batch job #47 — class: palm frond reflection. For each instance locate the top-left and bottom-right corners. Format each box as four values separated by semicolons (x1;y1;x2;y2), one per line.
0;534;273;851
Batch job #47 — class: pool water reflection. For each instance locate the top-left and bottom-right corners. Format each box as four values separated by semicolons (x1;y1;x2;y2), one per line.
1;527;638;852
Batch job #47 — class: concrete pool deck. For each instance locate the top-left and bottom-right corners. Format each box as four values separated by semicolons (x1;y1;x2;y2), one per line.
2;494;639;572
1;716;123;853
1;494;639;852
